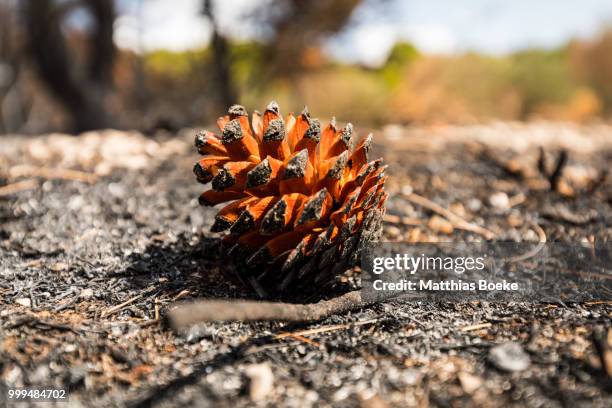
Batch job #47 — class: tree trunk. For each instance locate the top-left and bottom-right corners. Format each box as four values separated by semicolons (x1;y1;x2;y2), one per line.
22;0;116;133
203;0;238;108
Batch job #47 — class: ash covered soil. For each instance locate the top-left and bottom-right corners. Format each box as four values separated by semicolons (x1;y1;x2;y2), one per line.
1;122;611;407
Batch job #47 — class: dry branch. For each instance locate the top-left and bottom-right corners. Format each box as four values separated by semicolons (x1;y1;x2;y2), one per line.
168;290;392;329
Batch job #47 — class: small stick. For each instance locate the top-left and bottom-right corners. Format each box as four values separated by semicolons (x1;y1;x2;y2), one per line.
549;150;568;192
402;192;496;239
168;290;390;329
9;165;97;184
275;318;379;339
509;221;546;263
584;300;612;306
537;146;547;178
283;334;321;347
101;294;143;318
0;179;38;197
537;148;568;192
460;322;492;332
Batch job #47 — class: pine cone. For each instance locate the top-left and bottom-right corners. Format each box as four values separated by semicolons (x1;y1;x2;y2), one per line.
194;102;387;299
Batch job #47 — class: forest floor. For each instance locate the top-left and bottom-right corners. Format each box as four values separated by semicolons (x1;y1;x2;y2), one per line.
0;121;611;407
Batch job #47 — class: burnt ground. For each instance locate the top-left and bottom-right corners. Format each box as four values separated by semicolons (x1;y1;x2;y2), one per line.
0;122;611;407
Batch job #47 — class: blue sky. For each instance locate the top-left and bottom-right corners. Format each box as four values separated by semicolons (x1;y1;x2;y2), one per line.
114;0;612;66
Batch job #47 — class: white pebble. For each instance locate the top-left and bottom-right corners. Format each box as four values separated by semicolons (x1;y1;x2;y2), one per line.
489;192;510;210
15;298;31;308
245;363;274;402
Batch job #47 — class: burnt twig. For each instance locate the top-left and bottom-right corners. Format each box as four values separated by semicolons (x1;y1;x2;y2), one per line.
538;147;568;192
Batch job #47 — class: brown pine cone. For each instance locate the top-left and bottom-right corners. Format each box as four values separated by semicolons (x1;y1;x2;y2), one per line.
194;102;387;300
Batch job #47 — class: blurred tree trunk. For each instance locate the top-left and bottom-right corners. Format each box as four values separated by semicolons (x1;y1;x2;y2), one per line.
22;0;116;133
0;3;27;133
87;0;116;85
262;0;362;78
203;0;238;107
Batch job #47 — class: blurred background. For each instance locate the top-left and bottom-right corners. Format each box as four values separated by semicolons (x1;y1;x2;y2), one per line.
1;0;612;135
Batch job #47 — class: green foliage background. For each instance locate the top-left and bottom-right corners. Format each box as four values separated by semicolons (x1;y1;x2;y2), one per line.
138;30;612;126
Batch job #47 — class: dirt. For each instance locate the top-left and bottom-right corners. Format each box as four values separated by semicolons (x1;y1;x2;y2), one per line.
0;122;611;407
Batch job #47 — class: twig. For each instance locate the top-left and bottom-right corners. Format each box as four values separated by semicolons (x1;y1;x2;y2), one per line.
538;147;568;192
139;319;160;328
9;165;98;184
402;192;496;239
5;314;81;334
460;322;492;332
509;221;546;263
5;315;35;329
584;300;612;306
436;342;493;351
101;294;143;318
275;318;379;340
168;290;391;329
0;179;38;197
34;320;81;334
284;333;321;347
549;150;568;192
